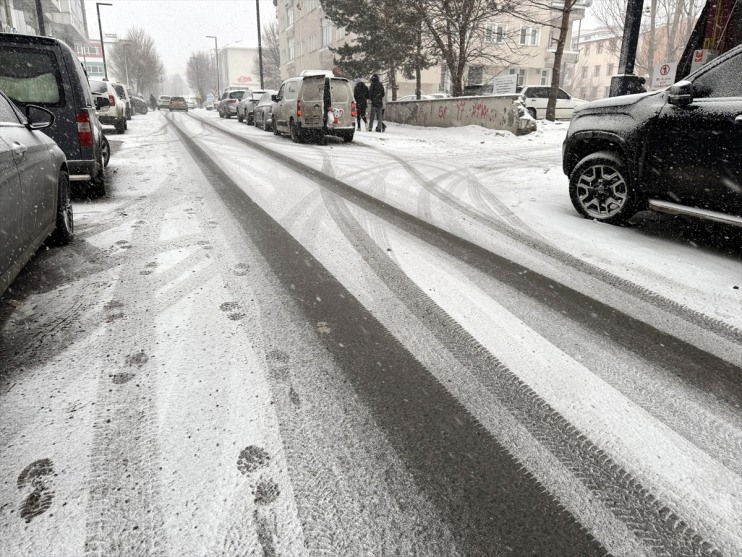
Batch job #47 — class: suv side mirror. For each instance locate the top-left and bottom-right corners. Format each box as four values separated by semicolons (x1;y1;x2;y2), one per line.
668;80;693;107
271;94;279;102
95;96;111;109
24;105;54;130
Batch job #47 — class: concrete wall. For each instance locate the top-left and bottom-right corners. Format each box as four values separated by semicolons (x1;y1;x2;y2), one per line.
385;95;537;136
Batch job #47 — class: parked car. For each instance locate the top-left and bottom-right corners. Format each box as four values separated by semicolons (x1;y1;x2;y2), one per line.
128;89;148;114
0;90;74;296
169;96;188;112
112;82;132;120
217;90;247;119
428;92;451;99
563;43;742;227
90;79;127;134
237;90;266;124
273;75;355;143
253;90;277;131
476;81;586;119
0;33;107;196
157;95;171;109
396;94;433;101
186;97;197;109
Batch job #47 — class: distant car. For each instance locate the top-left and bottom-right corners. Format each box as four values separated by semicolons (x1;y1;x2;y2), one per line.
90;79;127;134
563;43;742;227
217;90;247;119
476;81;585;119
253;89;277;131
157;95;171;109
237;90;266;124
0;91;74;296
0;33;107;196
169;96;188;112
128;88;148;114
428;92;451;99
396;94;432;101
186;97;197;109
111;82;132;120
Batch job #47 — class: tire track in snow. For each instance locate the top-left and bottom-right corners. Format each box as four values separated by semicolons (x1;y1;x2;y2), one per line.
318;188;727;557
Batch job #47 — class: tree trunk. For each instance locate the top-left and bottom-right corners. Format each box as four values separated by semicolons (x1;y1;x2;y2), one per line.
415;26;422;99
546;1;574;121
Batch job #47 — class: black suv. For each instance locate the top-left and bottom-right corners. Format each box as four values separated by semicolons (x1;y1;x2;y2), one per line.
563;44;742;227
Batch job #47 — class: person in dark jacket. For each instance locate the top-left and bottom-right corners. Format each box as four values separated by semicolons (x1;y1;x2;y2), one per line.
368;74;385;132
353;79;369;131
149;93;157;111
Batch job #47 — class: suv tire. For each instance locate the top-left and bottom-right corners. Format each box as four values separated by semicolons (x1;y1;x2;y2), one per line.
569;151;643;225
115;118;126;134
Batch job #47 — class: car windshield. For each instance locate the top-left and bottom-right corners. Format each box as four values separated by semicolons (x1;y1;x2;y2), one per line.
2;5;741;557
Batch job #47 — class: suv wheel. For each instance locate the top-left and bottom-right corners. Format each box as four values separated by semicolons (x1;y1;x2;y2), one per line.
49;171;73;245
569;151;642;224
238;112;244;123
115;118;126;134
101;135;110;167
527;107;537;119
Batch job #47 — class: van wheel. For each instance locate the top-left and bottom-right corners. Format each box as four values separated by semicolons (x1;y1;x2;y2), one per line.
290;120;302;143
101;135;110;168
115;119;126;134
49;171;73;245
527;108;537;119
342;131;354;143
569;151;643;225
238;113;244;122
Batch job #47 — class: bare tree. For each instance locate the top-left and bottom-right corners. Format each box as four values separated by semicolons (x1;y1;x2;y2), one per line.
108;27;164;94
253;20;282;90
412;0;534;96
186;51;215;106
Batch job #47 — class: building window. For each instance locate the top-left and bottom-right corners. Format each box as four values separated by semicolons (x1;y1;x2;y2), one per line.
485;23;505;43
581;66;588;78
607;63;614;75
584;43;590;55
309;34;317;52
468;65;483;85
288;38;295;61
509;68;526;86
322;23;333;47
598;42;604;54
540;69;550;85
287;9;294;27
610;38;618;50
519;26;539;46
594;65;601;77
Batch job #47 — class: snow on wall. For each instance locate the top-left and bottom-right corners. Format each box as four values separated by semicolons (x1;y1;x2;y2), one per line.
386;96;537;136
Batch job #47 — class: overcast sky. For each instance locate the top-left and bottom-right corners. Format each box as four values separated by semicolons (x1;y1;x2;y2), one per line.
84;0;276;76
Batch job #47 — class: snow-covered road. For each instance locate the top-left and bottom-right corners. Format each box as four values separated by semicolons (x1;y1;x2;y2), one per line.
1;110;740;556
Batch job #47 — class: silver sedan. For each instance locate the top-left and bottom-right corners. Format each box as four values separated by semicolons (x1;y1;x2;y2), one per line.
1;90;73;296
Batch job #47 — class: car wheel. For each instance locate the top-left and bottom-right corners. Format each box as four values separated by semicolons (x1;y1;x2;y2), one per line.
49;171;73;245
342;131;354;143
88;159;106;198
569;151;643;225
124;118;128;131
115;118;126;134
238;113;244;122
527;107;537;120
225;112;231;119
101;135;110;168
273;120;281;136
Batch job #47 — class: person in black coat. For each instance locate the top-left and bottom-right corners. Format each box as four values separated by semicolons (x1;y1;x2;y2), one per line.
353;79;369;131
368;74;385;132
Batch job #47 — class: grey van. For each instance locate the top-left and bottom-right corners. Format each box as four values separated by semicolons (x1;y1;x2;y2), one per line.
272;75;355;143
0;33;107;196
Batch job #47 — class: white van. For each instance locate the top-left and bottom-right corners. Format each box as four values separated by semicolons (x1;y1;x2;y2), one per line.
272;74;355;143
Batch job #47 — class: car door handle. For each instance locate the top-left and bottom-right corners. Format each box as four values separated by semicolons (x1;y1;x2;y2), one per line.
11;142;27;156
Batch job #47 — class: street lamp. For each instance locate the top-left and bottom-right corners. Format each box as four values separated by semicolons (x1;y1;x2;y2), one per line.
206;35;220;95
121;41;130;87
96;3;112;80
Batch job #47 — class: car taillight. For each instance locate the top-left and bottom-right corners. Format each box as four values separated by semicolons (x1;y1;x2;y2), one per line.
76;111;93;147
351;101;357;118
297;100;302;117
228;99;237;104
108;94;115;106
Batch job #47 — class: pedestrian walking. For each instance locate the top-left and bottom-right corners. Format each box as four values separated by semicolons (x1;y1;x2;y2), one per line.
353;78;369;131
368;74;385;133
149;93;157;111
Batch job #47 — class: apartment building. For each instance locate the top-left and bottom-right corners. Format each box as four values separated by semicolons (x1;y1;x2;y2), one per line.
1;0;89;47
566;27;618;102
275;0;592;96
216;42;261;91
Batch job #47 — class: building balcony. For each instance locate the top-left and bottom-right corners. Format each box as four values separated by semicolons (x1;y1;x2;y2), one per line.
546;49;580;66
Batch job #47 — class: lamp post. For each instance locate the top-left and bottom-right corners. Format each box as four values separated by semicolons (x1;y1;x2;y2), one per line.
96;3;112;80
206;35;220;95
256;0;264;88
121;41;130;87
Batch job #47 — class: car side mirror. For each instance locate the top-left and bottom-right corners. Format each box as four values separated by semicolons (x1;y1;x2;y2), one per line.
95;96;111;109
24;105;54;130
271;94;279;102
668;80;693;107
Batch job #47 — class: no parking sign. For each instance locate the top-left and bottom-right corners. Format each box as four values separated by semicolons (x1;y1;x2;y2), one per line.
651;62;677;90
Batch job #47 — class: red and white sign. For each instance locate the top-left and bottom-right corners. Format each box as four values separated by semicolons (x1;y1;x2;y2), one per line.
236;75;253;83
651;62;677;90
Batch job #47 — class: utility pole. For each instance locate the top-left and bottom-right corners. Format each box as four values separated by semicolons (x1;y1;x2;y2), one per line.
610;0;646;96
122;41;130;87
256;0;264;89
34;0;45;35
206;35;220;95
96;3;112;80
